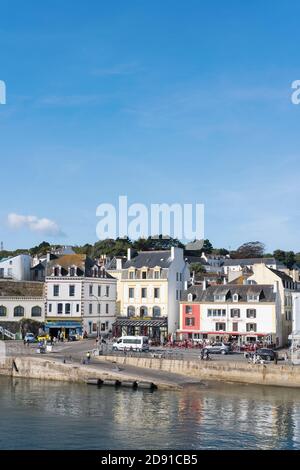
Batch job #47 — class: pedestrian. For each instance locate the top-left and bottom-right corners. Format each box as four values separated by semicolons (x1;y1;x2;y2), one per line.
86;351;91;363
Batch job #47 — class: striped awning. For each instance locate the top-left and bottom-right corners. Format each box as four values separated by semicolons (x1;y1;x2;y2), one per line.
114;317;168;328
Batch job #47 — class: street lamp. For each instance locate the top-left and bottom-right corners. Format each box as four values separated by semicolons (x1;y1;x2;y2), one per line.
91;294;108;344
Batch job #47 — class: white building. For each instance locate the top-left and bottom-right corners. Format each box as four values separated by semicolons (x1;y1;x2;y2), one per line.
114;247;190;341
0;280;44;336
0;254;32;281
45;254;117;338
179;283;281;345
223;258;282;279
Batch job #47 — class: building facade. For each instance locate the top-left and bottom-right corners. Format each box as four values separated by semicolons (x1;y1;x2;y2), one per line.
179;283;281;346
45;254;117;338
0;254;32;281
0;280;44;335
114;247;190;341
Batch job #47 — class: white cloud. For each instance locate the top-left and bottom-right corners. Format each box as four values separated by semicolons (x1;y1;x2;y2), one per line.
7;213;65;237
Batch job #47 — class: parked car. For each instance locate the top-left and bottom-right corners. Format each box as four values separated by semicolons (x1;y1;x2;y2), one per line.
256;348;277;361
24;333;36;343
37;333;50;342
68;334;79;342
203;342;230;355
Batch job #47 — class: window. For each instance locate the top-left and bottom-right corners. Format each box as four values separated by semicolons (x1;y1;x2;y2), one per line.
106;286;110;297
70;267;76;277
89;304;92;315
176;273;179;281
180;273;182;282
215;323;226;331
185;306;193;314
127;306;135;317
232;322;238;332
230;309;240;318
106;304;109;314
14;306;24;317
247;294;258;302
76;304;80;313
154;271;160;279
101;323;106;331
0;269;4;278
153;306;161;317
89;285;93;296
65;303;71;315
154;288;160;299
0;306;7;316
53;285;59;296
185;317;195;326
48;304;52;313
69;285;75;297
98;303;101;314
214;294;225;301
141;288;147;298
246;323;257;332
142;271;147;279
31;306;42;317
57;304;63;314
208;309;226;317
246;309;256;318
129;271;135;279
98;285;101;297
140;306;148;317
233;294;239;302
176;290;179;300
129;288;134;299
54;267;60;276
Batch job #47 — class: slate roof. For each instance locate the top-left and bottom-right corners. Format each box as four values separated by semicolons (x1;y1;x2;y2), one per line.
124;251;173;269
183;284;276;303
46;254;115;278
268;268;295;283
223;258;277;267
0;280;44;297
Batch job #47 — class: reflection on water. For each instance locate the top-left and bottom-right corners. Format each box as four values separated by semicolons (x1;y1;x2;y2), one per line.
0;376;300;449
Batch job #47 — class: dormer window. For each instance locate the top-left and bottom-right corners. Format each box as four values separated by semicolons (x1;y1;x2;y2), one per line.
141;270;147;279
69;266;77;277
129;270;135;279
247;294;259;302
154;270;160;279
233;294;239;302
53;266;61;277
187;293;193;302
214;294;225;302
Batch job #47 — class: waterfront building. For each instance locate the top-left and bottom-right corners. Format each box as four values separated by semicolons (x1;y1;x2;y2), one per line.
113;247;190;341
0;280;44;335
223;257;283;280
45;254;117;338
248;264;300;346
178;283;281;346
0;254;32;281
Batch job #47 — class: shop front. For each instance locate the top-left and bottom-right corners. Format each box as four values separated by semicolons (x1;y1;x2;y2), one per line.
113;317;168;344
45;320;83;339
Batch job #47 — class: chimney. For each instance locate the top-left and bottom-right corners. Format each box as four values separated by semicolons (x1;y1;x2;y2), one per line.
192;271;195;286
46;252;51;262
273;281;279;294
116;258;123;270
184;280;188;290
171;246;175;260
127;248;132;261
202;280;207;291
223;277;227;285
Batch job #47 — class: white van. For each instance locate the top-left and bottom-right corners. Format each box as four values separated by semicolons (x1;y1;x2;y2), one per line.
112;336;149;352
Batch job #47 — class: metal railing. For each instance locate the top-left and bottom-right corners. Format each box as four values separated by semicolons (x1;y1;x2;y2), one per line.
0;326;16;340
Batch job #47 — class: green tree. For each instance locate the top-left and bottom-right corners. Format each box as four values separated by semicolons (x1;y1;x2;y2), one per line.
232;241;265;259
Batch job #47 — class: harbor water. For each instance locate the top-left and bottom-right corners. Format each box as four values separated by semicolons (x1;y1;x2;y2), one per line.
0;376;300;449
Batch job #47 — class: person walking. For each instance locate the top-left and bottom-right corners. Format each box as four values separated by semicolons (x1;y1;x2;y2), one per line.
86;351;91;364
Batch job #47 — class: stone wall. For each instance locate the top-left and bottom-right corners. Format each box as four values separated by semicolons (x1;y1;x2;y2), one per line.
100;355;300;388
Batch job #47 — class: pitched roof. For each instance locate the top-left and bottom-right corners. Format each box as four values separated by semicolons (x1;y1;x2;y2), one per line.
46;254;115;278
223;258;277;267
268;268;295;283
183;284;276;303
0;280;44;297
124;251;173;269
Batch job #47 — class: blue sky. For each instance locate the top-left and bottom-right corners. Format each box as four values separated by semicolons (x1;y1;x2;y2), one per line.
0;0;300;252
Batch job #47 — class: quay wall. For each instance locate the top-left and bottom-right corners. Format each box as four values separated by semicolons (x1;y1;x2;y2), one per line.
0;356;179;390
100;355;300;388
